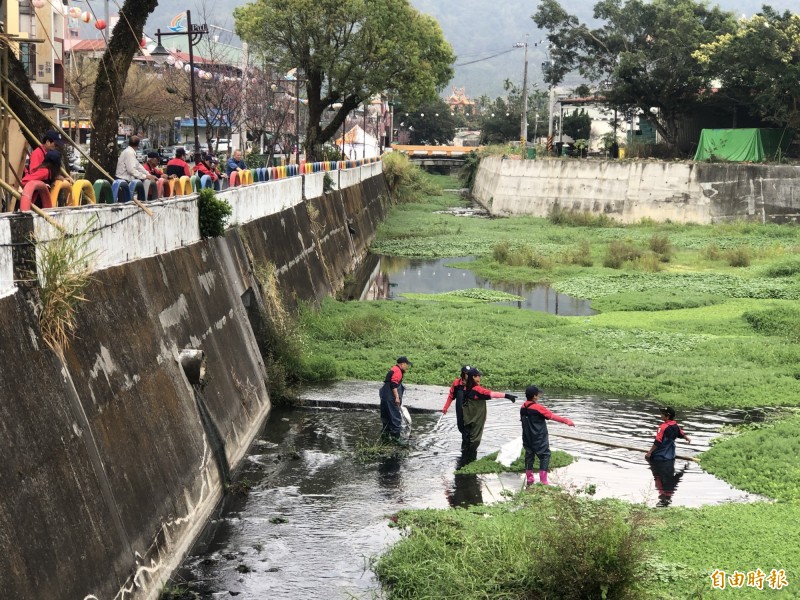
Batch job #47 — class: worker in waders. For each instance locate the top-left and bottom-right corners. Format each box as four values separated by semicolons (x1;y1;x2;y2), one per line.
461;368;516;462
380;356;411;445
442;365;470;451
645;407;691;506
519;385;574;486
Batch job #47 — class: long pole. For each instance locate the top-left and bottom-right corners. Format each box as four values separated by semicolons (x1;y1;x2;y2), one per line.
547;86;555;153
294;76;300;164
363;102;367;159
520;41;528;150
186;10;201;162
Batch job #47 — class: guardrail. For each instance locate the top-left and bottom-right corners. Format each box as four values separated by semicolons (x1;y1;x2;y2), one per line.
391;145;480;157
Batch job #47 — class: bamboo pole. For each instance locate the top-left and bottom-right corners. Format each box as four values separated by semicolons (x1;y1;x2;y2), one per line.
0;78;154;217
0;177;67;233
550;430;699;462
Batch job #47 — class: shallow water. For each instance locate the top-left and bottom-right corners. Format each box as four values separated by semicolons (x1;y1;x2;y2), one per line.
344;255;595;316
172;386;762;599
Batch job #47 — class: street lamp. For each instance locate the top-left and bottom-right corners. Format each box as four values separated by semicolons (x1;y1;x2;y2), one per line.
150;9;208;162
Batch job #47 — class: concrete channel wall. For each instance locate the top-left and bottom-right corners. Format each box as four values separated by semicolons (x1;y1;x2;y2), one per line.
0;165;389;600
473;155;800;223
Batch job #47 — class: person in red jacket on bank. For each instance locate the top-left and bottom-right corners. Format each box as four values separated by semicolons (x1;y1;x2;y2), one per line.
442;365;470;451
519;385;574;486
462;367;516;462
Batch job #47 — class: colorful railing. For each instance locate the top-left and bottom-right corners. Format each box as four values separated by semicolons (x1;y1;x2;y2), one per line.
9;157;382;211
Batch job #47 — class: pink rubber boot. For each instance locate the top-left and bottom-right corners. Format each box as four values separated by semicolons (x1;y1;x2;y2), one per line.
525;470;534;486
538;470;549;485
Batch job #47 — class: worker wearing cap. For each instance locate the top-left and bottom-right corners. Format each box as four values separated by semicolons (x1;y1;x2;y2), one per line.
645;406;691;461
143;151;166;179
380;356;411;444
462;367;516;461
25;130;64;181
442;365;470;451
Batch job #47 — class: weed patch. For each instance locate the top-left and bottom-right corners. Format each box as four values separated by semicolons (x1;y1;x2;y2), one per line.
455;449;573;474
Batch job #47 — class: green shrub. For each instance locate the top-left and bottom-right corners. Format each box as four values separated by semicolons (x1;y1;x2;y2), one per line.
298;355;338;382
702;243;722;260
603;240;642;269
726;246;752;267
382;152;439;203
763;258;800;278
567;239;594;267
460;151;480;190
536;494;652;600
342;313;390;342
198;188;232;238
492;240;510;263
630;252;663;272
648;233;672;261
742;306;800;339
548;204;616;227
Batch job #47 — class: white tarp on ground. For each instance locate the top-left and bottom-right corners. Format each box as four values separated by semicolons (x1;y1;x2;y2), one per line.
336;125;381;159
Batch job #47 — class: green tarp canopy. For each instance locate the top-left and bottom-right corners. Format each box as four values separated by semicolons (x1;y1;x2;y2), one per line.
694;128;792;162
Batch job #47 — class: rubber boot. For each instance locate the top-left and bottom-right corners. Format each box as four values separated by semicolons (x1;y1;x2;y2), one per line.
525;470;534;486
538;470;549;485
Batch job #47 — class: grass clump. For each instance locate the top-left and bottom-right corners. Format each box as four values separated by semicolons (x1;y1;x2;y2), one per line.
603;240;643;269
37;219;96;357
382;152;440;203
197;188;232;238
548;204;616;227
374;489;652;600
726;246;752;267
492;241;552;268
742;305;800;340
763;257;800;278
455;449;573;474
591;291;724;313
566;239;594;266
648;233;672;261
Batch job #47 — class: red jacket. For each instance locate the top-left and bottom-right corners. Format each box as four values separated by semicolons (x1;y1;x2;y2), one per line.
26;145;47;177
443;377;466;413
193;162;218;182
144;162;163;177
166;158;191;178
21;161;56;186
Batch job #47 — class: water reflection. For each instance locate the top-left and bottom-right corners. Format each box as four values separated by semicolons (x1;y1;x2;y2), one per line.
342;255;595;316
648;459;689;507
447;472;484;508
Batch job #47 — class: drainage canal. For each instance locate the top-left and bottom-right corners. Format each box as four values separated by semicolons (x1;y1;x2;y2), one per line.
341;255;595;316
170;382;762;599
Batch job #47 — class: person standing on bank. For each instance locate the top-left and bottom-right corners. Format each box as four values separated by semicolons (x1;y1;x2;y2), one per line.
380;356;411;444
519;385;574;486
442;365;470;451
462;368;516;461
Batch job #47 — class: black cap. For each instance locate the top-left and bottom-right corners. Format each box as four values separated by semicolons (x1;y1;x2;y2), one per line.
147;151;159;158
467;367;481;377
525;385;540;399
461;365;471;374
44;149;62;164
175;148;186;157
43;130;64;145
396;356;412;366
661;406;676;419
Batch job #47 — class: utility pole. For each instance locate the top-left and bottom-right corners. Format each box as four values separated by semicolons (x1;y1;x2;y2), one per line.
547;86;556;154
514;40;529;151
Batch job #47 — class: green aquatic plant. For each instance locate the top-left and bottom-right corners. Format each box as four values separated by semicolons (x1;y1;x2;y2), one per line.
400;288;524;303
455;449;574;474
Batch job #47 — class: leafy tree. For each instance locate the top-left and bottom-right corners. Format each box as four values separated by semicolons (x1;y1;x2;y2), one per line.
234;0;454;161
87;0;158;181
693;8;800;130
533;0;736;151
562;108;591;140
395;98;456;145
479;97;519;144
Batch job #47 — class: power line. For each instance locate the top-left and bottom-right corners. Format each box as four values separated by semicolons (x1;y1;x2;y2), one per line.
455;48;516;67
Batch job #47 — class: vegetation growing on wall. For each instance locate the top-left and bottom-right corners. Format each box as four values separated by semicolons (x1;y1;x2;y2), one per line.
37;220;96;357
382;152;441;203
198;188;232;239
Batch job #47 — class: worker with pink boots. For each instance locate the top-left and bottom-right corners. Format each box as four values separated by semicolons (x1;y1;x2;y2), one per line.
519;385;574;485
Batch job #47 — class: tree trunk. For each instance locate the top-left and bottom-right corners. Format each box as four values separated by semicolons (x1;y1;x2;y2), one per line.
7;53;51;147
86;0;158;181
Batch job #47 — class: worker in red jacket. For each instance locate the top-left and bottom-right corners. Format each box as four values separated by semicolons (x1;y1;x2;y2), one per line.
21;150;63;187
25;130;63;180
519;385;574;486
379;356;411;444
165;148;192;178
462;367;516;462
193;153;219;182
442;365;470;451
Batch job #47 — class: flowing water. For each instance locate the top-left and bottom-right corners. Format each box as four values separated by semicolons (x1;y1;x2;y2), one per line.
171;383;765;599
341;255;595;316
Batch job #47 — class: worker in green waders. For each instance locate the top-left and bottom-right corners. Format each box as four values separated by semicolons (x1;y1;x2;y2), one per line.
461;367;516;463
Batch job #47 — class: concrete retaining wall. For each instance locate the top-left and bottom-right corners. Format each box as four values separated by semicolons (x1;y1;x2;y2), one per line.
0;219;12;298
473;156;800;224
0;167;390;600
